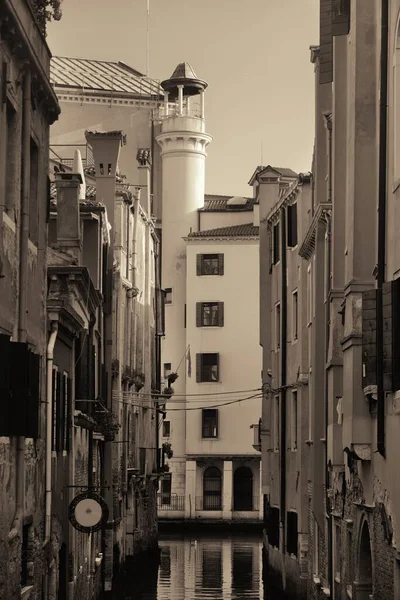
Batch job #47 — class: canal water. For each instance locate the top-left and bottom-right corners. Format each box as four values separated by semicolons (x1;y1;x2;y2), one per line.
115;532;281;600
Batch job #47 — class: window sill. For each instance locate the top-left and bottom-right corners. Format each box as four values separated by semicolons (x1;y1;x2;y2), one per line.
198;326;223;329
197;381;222;385
313;575;321;587
202;437;220;441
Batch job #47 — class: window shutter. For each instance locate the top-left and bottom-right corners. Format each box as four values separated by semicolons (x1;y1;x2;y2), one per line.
196;353;202;383
218;302;224;327
218;254;224;275
196;303;202;327
26;352;40;438
216;353;220;381
362;290;377;389
56;371;62;452
66;377;72;453
382;282;393;391
10;342;30;436
215;409;219;437
319;0;333;85
332;0;350;37
393;279;400;391
196;254;203;276
0;334;11;436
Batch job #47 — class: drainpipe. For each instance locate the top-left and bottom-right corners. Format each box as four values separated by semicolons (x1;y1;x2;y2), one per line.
9;68;31;542
43;321;58;551
280;205;287;553
377;0;389;458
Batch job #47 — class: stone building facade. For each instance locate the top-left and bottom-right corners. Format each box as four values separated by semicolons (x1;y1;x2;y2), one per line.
48;133;162;597
260;1;400;598
0;1;59;598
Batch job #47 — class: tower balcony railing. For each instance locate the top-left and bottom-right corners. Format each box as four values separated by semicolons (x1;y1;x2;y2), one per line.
153;102;204;122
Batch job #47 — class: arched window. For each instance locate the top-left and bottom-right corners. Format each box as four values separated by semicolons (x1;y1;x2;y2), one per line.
358;520;373;591
233;466;253;511
203;466;222;510
394;18;400;182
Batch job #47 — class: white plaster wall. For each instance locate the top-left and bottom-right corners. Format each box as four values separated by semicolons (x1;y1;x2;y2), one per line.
184;240;262;456
200;211;253;230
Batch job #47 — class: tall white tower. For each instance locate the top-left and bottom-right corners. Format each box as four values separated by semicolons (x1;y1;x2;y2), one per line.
156;64;212;466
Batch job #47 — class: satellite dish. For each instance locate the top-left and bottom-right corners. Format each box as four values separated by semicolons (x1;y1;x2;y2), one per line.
68;491;109;534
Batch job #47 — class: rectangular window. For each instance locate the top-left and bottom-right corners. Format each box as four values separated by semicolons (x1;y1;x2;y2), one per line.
267;506;280;548
202;408;218;438
307;264;312;326
29;138;39;244
292;290;298;341
184;304;186;328
196;353;220;383
273;223;280;264
163;363;172;379
196;302;224;327
197;253;224;276
5;100;16;212
275;303;281;351
287;203;298;247
161;474;172;505
291;390;298;451
274;395;280;451
162;420;171;438
165;287;172;304
335;523;341;582
287;511;298;556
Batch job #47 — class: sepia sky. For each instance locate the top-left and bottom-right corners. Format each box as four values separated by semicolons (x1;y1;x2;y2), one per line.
47;0;319;197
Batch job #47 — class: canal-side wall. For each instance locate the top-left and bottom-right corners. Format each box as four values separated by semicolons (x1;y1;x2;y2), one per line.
262;537;307;600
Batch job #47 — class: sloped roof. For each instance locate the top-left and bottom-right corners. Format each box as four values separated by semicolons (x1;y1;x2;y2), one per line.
188;223;259;239
169;62;199;80
201;194;256;212
50;56;162;98
248;165;298;186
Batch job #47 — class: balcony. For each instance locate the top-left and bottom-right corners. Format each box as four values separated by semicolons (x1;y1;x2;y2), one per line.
157;494;185;512
250;423;262;452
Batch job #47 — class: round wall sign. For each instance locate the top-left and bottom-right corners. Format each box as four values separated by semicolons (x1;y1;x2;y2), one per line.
68;491;109;533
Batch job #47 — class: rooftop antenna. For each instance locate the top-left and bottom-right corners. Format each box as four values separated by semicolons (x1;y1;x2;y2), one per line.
146;0;150;77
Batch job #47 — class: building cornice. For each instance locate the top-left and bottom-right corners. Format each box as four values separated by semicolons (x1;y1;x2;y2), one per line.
264;173;312;227
298;202;332;261
55;89;162;108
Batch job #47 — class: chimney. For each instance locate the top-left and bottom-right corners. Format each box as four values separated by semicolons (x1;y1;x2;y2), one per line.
54;172;83;263
84;130;126;235
257;169;281;222
136;148;152;215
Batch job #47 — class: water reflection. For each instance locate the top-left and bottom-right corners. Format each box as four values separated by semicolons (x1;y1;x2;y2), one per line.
121;533;264;600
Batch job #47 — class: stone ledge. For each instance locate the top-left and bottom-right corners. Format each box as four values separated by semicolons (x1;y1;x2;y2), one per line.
21;586;34;600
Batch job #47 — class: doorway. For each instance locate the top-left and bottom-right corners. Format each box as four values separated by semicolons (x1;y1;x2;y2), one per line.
233;466;253;511
355;520;373;600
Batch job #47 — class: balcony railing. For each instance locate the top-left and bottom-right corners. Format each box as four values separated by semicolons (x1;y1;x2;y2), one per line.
195;496;222;511
157;494;185;511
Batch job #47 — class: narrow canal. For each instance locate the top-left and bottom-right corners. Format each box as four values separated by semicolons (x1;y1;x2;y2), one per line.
114;532;282;600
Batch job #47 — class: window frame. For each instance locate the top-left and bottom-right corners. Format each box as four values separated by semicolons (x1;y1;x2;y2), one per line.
197;253;224;276
196;301;224;327
273;222;280;264
163;363;172;380
162;420;171;438
196;352;220;383
287;203;298;248
274;394;280;452
275;302;281;351
202;408;219;438
291;389;298;451
292;289;298;342
164;287;173;305
160;473;172;505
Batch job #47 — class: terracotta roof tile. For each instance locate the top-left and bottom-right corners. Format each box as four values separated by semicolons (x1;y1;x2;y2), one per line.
188;223;259;239
201;194;256;212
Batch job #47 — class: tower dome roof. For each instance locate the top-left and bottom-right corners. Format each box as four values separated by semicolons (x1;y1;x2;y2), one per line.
161;62;208;99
